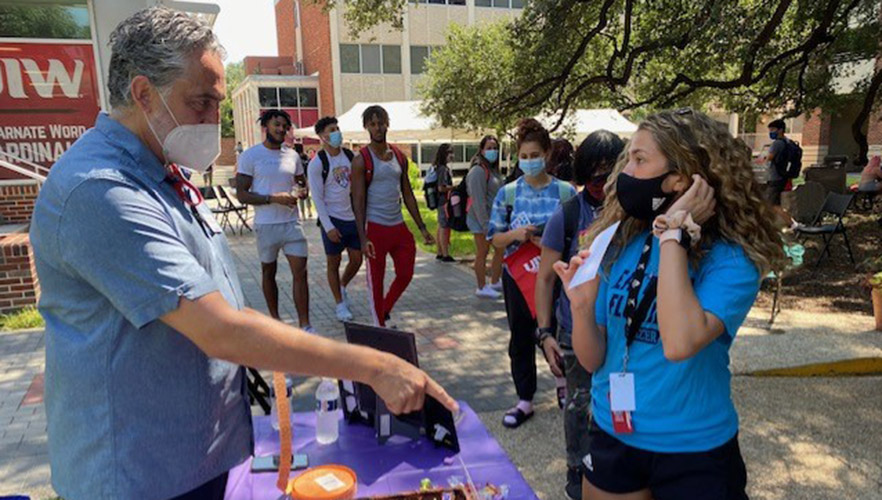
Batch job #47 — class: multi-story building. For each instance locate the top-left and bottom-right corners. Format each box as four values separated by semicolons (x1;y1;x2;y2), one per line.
274;0;522;116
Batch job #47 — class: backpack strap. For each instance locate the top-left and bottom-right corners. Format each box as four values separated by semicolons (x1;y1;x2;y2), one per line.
359;146;374;187
318;150;331;184
342;147;354;162
560;195;582;261
504;181;517;226
557;180;574;202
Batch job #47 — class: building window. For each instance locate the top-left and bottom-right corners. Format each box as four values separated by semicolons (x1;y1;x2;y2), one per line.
340;44;360;73
298;88;318;107
279;88;299;107
475;0;522;7
258;87;279;107
340;44;403;75
411;46;430;75
382;45;401;74
361;45;381;74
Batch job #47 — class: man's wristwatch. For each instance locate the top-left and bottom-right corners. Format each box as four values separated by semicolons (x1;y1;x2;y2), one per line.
535;327;555;347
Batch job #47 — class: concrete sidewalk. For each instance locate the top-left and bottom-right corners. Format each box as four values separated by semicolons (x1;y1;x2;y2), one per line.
1;220;880;499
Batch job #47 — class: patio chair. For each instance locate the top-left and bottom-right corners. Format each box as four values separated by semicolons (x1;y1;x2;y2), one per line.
199;186;235;233
246;367;272;415
214;185;252;234
794;192;855;268
766;243;804;325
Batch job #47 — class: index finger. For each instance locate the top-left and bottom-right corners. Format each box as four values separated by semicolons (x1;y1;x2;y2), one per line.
424;375;459;414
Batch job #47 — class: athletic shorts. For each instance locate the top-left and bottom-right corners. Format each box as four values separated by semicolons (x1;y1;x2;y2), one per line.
582;421;748;500
320;217;362;255
255;221;308;263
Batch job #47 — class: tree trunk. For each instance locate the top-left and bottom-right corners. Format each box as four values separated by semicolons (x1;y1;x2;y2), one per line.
851;64;882;166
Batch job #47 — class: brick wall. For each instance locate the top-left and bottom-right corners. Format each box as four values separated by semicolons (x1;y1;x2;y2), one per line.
299;0;335;116
0;182;39;224
276;0;296;59
0;233;39;314
218;137;237;167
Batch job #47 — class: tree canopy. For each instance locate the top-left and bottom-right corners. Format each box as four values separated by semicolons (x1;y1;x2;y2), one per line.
331;0;881;161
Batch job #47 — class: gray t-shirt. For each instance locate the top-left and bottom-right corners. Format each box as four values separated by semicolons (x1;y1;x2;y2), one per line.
366;148;405;225
30;113;252;500
766;139;787;182
466;163;504;232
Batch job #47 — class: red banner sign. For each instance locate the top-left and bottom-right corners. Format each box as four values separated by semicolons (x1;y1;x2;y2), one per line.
0;41;101;177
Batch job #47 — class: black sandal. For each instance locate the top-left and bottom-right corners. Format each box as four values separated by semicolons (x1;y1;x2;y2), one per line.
502;408;533;428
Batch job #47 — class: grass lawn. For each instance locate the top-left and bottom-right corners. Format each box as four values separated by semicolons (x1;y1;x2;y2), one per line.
402;200;479;258
0;306;44;331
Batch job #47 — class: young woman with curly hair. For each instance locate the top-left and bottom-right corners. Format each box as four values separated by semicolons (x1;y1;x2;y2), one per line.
555;108;786;500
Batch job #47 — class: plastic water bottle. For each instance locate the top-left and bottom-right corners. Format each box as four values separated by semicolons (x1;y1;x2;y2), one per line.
315;378;340;444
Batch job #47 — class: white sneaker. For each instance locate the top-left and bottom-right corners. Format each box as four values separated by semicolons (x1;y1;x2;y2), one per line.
302;325;316;334
335;302;354;322
489;281;503;292
475;285;502;299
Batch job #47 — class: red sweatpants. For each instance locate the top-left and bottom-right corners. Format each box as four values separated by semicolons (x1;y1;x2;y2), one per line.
365;222;416;326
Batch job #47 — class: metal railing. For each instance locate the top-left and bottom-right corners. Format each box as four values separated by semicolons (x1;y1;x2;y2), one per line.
0;150;49;184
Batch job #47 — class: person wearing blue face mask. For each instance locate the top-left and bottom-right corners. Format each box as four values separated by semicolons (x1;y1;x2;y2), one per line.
307;116;363;322
467;135;506;298
487;119;577;429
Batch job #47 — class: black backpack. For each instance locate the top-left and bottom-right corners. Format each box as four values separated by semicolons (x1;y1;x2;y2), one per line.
316;148;354;228
773;139;803;179
446;164;490;232
423;166;443;210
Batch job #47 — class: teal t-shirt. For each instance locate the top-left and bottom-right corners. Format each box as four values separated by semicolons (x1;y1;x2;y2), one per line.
592;231;760;452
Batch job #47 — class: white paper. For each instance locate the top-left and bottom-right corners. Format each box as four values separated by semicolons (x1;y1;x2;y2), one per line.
345;395;357;411
314;472;346;492
609;372;636;412
568;222;620;290
379;414;391;436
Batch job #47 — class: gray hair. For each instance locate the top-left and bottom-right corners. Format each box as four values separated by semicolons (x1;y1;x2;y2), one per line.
107;6;225;108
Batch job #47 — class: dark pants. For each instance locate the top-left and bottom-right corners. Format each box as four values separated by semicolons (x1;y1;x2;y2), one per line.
170;472;228;500
563;350;592;471
502;269;538;401
764;179;786;206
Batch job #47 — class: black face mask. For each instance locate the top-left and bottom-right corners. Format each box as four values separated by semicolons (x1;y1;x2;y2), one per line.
616;172;675;220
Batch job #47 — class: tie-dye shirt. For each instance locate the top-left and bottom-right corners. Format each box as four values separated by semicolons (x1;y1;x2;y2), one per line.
487;176;576;256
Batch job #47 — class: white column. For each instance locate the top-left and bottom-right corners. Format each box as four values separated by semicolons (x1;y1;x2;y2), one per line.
402;8;412;100
329;7;344;114
467;0;475;25
728;113;740;138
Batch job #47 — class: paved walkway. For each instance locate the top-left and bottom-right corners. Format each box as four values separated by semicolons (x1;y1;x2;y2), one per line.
1;218;881;499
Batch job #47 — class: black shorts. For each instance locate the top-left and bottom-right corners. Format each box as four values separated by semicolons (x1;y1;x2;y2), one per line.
764;180;787;206
320;217;362;255
582;421;748;500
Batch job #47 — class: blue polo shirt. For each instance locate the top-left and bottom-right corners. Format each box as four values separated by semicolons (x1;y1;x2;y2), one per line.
30;113;253;500
592;231;760;453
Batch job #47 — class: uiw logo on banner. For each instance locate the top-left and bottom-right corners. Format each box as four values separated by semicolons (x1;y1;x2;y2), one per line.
504;241;542;319
0;58;85;99
0;41;100;176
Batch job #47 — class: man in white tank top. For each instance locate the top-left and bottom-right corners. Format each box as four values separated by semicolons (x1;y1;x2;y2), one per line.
350;105;435;327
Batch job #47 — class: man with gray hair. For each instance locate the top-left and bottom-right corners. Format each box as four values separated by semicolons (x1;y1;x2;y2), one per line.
29;7;457;500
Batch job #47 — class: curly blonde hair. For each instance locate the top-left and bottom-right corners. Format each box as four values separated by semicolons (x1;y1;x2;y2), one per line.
586;108;786;277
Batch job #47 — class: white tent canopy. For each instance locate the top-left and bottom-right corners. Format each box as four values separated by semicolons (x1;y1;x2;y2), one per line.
294;100;489;143
537;109;638;138
295;101;638;146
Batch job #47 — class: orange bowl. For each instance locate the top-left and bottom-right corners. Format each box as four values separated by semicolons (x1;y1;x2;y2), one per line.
288;465;357;500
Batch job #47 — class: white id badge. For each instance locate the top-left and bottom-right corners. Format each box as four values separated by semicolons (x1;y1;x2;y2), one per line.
609;372;636;412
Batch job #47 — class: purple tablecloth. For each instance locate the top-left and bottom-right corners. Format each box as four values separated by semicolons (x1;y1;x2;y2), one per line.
225;402;538;499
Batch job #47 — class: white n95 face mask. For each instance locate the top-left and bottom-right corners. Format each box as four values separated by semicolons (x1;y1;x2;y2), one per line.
144;92;220;173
